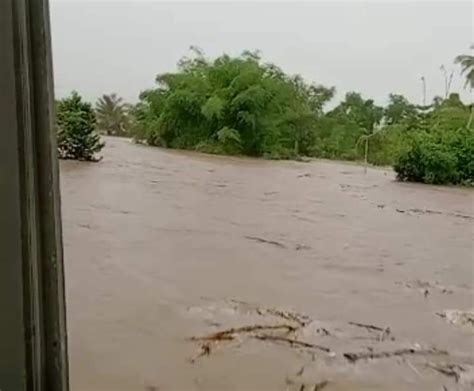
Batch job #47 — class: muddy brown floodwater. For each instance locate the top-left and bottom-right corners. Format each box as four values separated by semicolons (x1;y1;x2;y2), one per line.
61;137;474;391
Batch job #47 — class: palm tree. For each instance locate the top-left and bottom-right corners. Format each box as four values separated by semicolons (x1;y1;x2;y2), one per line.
455;45;474;127
95;93;130;136
455;45;474;89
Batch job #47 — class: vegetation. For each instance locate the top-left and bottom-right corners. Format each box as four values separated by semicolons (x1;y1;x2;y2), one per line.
393;95;473;185
454;44;474;128
58;47;473;185
57;91;104;161
393;46;474;185
95;93;131;136
455;44;474;90
132;48;334;159
310;92;384;162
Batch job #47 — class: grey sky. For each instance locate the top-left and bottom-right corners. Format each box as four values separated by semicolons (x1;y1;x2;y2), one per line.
50;1;473;107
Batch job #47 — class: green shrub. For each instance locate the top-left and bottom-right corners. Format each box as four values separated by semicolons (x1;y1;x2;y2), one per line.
57;92;104;161
394;126;474;185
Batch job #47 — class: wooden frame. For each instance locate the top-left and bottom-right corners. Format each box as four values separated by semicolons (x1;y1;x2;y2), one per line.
0;0;69;389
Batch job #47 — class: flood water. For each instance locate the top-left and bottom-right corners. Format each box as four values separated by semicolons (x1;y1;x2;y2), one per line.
61;137;473;390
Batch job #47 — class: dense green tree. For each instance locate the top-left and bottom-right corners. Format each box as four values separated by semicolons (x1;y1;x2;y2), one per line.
133;49;334;158
384;94;417;125
310;92;384;161
57;91;104;161
329;92;384;131
95;93;130;136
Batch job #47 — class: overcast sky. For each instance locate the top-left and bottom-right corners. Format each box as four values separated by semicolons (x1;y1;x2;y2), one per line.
50;1;473;107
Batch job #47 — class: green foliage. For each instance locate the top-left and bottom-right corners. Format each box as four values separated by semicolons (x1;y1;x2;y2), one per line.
311;117;365;160
455;45;474;89
329;92;384;131
394;104;474;185
384;94;417;125
310;92;383;161
360;125;405;166
129;48;473;186
95;93;131;136
217;127;242;149
133;49;334;158
57;91;104;161
196;127;243;155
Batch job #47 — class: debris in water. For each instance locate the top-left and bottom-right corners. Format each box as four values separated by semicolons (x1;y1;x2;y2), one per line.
343;347;448;363
294;381;330;391
254;334;331;353
188;312;329;363
451;212;474;220
188;343;212;364
190;324;297;342
229;299;311;326
348;321;386;332
436;310;474;328
295;244;312;251
398;280;454;295
425;362;465;383
244;236;286;248
394;207;474;220
317;327;330;336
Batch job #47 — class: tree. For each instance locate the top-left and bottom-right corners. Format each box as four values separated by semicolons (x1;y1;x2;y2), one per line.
330;92;383;131
95;93;130;136
455;45;474;128
134;49;333;158
455;45;474;89
314;92;384;163
384;94;417;125
57;91;104;161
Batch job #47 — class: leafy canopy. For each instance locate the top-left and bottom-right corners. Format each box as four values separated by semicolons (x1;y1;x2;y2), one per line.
128;47;474;185
132;49;334;158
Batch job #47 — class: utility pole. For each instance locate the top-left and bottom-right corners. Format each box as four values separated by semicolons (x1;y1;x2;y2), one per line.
420;76;427;106
0;0;69;390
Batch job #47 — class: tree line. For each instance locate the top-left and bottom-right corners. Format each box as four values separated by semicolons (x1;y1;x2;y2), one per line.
56;46;473;185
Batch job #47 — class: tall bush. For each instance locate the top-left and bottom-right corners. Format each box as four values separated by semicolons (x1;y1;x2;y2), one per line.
57;91;104;161
394;123;474;185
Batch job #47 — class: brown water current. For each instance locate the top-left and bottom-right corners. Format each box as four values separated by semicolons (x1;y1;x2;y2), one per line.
61;137;474;390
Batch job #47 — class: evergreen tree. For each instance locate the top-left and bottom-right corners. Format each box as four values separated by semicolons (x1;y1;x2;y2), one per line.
57;91;104;161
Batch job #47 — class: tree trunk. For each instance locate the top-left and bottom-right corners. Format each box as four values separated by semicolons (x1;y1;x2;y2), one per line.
468;104;473;129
